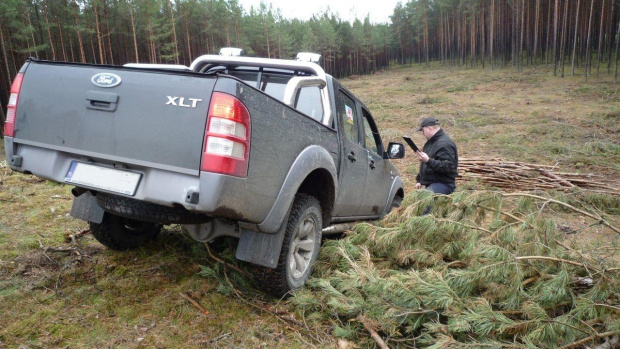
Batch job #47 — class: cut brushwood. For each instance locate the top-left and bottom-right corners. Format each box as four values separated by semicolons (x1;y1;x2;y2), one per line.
458;158;620;194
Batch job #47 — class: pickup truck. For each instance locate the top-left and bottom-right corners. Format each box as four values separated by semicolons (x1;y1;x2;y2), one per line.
3;53;405;296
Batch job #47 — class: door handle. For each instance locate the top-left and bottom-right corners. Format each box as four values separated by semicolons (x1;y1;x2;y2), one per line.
369;160;376;169
86;91;119;112
347;152;356;162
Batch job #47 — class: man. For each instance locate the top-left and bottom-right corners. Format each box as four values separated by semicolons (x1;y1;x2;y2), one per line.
414;117;458;195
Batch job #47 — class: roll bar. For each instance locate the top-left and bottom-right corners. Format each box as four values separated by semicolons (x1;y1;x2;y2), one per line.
189;55;333;126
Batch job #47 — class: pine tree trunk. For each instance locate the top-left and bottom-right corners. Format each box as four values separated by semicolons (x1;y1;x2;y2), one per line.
533;0;540;65
481;4;485;69
585;0;595;81
263;16;270;58
129;6;139;62
73;1;86;63
56;15;67;61
606;0;616;74
490;0;494;70
615;19;620;83
553;0;559;75
18;10;34;57
68;27;75;62
546;0;552;65
43;0;56;60
596;0;605;77
520;0;525;71
86;19;97;63
93;1;105;64
167;0;180;64
560;0;569;77
572;0;581;76
0;24;11;116
235;15;240;47
184;9;191;62
470;11;475;67
103;1;114;65
145;0;156;63
424;7;429;67
24;2;39;59
0;106;5;135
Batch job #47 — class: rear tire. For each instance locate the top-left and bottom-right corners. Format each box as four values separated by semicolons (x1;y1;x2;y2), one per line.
255;194;322;298
90;213;162;250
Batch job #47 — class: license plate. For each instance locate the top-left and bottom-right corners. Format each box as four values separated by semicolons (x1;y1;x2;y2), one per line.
65;161;142;196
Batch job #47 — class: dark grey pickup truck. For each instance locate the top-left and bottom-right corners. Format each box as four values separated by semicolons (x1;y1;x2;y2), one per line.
4;53;405;296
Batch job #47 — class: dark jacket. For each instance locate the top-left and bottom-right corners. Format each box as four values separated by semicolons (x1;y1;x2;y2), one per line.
416;129;458;186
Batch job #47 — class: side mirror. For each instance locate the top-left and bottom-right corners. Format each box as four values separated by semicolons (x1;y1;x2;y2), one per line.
385;142;405;159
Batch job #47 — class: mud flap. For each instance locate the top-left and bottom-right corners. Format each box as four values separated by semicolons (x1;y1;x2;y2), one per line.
70;191;105;224
235;223;286;269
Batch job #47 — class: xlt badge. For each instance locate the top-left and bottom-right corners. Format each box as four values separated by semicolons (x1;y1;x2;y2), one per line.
166;96;202;108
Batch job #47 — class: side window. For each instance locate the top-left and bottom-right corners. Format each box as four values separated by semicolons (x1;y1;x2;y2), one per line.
295;86;323;122
362;109;382;154
337;91;359;144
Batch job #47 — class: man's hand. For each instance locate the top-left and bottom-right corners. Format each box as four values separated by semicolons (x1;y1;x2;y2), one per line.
415;182;422;189
416;151;430;163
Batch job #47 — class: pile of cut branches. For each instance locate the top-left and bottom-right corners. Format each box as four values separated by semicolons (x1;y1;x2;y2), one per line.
292;190;620;348
458;158;620;195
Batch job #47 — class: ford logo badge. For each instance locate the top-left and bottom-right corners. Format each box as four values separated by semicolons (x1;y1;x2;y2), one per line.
91;73;122;88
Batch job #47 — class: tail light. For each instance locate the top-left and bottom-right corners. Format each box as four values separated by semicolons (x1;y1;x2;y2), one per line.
201;92;251;177
4;73;24;137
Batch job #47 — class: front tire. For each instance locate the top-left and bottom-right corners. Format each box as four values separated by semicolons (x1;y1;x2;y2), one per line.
90;213;162;250
255;194;322;297
388;195;402;212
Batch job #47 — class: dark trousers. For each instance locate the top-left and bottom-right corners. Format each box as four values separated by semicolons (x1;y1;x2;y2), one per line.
426;182;456;195
423;182;456;214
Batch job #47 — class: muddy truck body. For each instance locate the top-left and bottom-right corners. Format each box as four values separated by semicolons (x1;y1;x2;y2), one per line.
4;54;405;296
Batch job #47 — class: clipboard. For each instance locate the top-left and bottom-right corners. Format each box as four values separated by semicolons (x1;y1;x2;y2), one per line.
402;136;420;152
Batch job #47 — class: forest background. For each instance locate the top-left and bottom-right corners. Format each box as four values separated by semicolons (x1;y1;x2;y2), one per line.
1;0;620;122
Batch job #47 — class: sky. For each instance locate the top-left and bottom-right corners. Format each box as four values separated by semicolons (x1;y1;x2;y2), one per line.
237;0;401;24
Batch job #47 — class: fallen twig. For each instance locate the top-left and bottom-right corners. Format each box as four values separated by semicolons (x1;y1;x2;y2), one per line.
65;228;91;243
179;292;209;316
204;243;252;278
558;331;620;349
357;314;390;349
203;332;231;344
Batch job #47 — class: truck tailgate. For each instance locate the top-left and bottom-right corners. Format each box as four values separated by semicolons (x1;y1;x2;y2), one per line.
14;61;215;174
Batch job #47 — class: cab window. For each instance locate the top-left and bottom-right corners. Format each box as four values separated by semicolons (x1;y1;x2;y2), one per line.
362;109;382;155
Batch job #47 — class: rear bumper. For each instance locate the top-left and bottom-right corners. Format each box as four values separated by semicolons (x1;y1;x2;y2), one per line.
5;138;265;223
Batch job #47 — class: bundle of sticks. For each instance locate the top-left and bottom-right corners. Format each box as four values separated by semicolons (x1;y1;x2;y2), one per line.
458;158;620;195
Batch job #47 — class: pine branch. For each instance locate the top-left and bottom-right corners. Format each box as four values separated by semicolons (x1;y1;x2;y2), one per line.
515;256;603;274
437;218;493;235
503;193;620;235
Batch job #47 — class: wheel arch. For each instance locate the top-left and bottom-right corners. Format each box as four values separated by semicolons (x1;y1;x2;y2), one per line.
381;176;404;217
297;168;336;227
256;145;338;233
